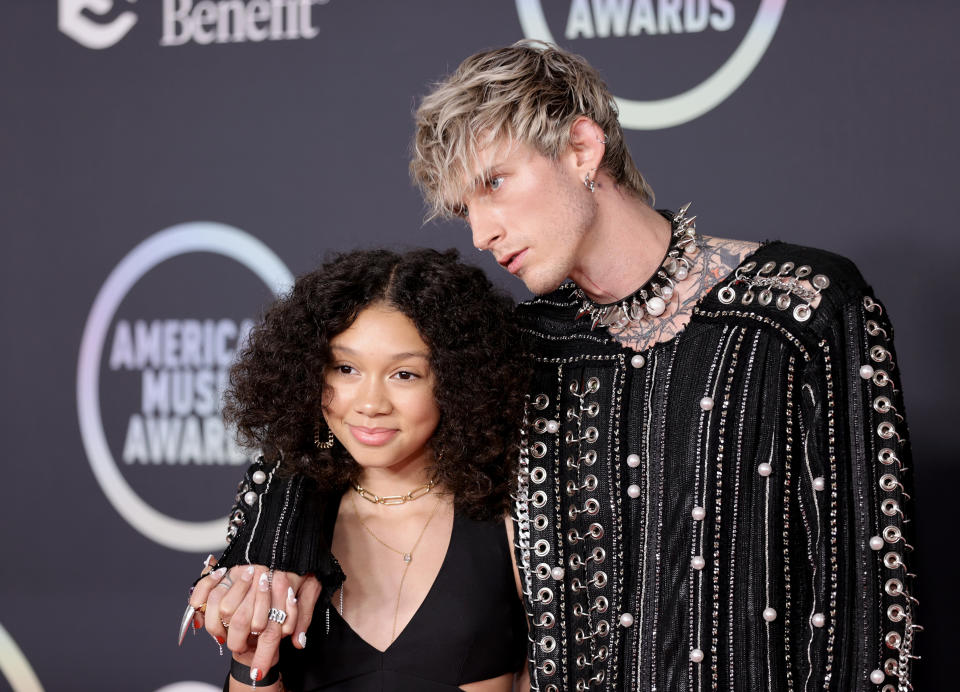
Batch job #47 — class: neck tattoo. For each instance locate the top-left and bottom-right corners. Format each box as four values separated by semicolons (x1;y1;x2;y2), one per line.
574;202;699;330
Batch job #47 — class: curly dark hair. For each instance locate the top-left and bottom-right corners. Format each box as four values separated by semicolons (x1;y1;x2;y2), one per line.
222;248;527;519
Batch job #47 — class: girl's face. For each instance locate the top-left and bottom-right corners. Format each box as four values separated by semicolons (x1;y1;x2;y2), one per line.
321;303;440;475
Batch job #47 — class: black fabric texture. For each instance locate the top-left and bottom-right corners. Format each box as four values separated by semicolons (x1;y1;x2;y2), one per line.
277;507;526;691
215;461;345;606
511;241;917;691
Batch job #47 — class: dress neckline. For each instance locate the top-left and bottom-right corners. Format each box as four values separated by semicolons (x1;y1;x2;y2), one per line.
330;503;460;654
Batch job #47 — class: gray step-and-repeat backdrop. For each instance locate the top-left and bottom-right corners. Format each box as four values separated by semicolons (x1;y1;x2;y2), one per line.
2;1;955;689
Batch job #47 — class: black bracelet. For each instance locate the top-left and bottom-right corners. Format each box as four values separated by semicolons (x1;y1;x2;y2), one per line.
229;658;280;686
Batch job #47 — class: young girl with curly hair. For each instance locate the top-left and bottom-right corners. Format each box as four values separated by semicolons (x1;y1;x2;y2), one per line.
186;248;530;691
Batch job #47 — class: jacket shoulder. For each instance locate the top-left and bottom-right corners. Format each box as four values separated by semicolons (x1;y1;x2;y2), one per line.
516;285;580;333
514;286;619;354
695;241;873;351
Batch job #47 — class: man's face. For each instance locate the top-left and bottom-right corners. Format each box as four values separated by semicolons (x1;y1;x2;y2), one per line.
457;140;596;295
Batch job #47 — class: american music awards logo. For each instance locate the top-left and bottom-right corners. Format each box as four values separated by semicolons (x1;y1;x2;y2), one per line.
76;222;293;551
515;0;787;129
0;622;43;692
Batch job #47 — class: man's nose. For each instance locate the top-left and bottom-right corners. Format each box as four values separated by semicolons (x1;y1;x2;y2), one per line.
468;207;502;251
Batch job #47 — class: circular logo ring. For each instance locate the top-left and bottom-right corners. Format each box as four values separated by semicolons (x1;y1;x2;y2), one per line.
77;222;294;552
516;0;787;130
0;622;43;692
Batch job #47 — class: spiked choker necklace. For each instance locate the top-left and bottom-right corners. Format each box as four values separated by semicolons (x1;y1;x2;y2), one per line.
574;203;699;330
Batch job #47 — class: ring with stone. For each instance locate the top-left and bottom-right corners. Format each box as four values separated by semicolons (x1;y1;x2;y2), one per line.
220;618;230;629
268;608;287;625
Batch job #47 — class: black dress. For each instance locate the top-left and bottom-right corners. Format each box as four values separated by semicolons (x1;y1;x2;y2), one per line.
275;505;527;691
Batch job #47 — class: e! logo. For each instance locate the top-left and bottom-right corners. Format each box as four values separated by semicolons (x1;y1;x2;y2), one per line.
58;0;138;49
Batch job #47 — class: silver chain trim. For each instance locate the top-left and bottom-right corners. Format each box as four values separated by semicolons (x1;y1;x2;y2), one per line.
514;396;539;690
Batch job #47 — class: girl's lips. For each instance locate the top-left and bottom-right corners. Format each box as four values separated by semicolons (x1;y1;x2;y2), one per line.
348;425;399;446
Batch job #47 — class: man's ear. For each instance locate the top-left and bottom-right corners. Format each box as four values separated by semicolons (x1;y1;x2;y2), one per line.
565;116;607;177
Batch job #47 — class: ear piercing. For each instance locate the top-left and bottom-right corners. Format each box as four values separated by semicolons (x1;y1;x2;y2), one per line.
584;172;596;193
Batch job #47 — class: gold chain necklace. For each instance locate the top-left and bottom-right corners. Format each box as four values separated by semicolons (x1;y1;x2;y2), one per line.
346;492;444;641
353;479;436;505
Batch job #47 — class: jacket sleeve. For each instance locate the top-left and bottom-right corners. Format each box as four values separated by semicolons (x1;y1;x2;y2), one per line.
795;291;918;691
214;457;344;594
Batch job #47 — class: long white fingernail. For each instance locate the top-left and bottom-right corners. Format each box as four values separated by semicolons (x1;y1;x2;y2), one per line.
242;565;255;581
288;586;297;603
203;554;215;567
298;632;307;648
258;572;270;592
211;567;226;580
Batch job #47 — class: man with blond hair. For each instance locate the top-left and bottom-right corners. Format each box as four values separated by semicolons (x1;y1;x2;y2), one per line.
189;42;919;691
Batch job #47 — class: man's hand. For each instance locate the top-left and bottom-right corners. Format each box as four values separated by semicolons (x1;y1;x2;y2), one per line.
183;556;322;674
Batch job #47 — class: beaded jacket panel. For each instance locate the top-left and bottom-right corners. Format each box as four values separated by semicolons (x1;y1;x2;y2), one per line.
216;460;346;601
513;242;918;692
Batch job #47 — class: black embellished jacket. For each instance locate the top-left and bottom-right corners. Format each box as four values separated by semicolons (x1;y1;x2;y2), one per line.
218;242;918;692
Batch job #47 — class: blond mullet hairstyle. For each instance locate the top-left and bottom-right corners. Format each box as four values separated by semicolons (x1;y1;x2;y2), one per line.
410;40;654;221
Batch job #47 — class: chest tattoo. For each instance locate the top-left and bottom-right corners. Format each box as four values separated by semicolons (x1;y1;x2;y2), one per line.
608;237;760;352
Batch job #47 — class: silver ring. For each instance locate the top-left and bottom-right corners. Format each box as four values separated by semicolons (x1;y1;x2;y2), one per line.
220;618;230;629
268;607;288;625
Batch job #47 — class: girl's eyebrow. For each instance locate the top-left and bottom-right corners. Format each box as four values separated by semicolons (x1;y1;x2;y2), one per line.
330;345;430;361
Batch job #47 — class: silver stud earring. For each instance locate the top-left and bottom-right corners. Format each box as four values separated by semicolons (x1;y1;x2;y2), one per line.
597;134;608;144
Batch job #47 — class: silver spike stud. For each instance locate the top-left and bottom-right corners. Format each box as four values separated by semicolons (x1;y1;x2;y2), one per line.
678;215;697;232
